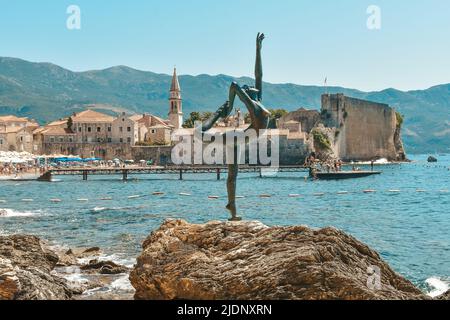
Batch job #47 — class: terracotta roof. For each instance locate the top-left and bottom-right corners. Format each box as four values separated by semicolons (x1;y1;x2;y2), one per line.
151;115;170;127
129;113;171;128
46;119;68;127
33;127;47;135
129;114;144;121
71;110;114;123
0;115;29;122
42;127;75;135
0;126;26;134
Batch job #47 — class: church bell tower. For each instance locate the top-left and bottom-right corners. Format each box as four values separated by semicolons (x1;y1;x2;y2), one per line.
169;67;183;129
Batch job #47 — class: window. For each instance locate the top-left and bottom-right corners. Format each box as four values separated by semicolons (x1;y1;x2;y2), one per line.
69;137;73;142
78;127;82;132
127;137;131;143
50;137;55;143
20;136;23;142
107;126;111;132
107;138;112;143
151;129;156;134
127;127;131;132
0;139;3;145
120;138;123;143
97;138;101;143
88;127;92;133
59;137;64;142
119;127;123;132
97;127;101;132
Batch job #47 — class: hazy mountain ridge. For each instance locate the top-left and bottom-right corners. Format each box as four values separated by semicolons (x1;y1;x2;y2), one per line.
0;57;449;153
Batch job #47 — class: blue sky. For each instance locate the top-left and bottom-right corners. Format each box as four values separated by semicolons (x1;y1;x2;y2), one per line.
0;0;449;91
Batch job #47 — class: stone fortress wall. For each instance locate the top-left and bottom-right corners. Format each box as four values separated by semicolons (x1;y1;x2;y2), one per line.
320;94;405;161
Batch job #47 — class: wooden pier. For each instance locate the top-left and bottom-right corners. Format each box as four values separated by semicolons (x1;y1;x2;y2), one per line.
37;165;309;182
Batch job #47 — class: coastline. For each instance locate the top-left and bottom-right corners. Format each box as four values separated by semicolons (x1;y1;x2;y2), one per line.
2;225;448;300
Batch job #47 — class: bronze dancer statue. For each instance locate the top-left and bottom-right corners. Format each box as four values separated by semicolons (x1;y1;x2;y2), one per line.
201;33;271;221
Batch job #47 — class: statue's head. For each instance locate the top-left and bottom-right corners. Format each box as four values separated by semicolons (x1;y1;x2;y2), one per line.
242;85;259;100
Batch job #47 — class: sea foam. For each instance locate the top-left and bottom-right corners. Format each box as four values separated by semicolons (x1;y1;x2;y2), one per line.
425;277;449;298
0;208;41;218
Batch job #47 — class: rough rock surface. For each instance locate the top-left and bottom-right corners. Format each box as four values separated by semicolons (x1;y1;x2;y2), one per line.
0;235;72;300
436;290;449;300
81;259;129;275
130;219;427;300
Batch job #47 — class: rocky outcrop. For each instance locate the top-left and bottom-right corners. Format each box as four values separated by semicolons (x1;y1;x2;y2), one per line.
436;290;449;300
81;259;129;275
130;219;427;300
427;156;438;163
0;235;72;300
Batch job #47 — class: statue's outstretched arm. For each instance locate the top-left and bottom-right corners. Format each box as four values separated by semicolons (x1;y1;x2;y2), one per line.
255;33;265;101
229;82;253;111
201;101;232;132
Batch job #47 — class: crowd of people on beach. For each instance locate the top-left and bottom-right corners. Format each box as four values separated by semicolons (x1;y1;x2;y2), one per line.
305;153;345;172
0;162;41;176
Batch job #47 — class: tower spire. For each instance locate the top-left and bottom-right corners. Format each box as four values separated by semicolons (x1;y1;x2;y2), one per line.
170;67;181;93
168;67;183;129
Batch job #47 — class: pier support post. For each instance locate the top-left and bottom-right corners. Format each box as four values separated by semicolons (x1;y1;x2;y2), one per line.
259;167;262;178
123;170;128;181
179;169;183;180
82;171;88;181
216;168;221;180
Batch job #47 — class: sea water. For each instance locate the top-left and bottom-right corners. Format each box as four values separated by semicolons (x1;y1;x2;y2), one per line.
0;154;449;296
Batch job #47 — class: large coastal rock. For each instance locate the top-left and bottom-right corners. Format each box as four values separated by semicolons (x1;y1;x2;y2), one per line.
437;290;449;300
0;235;72;300
130;219;426;300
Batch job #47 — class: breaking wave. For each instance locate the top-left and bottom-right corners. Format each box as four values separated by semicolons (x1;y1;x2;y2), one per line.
90;205;146;214
0;208;41;218
425;277;449;298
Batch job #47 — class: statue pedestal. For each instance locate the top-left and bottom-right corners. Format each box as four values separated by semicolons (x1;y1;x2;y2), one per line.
229;216;242;222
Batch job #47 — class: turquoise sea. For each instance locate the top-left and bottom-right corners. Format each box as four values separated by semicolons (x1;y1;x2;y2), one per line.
1;154;449;296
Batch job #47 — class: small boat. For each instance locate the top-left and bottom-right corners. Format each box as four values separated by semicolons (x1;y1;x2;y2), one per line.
50;199;62;203
179;193;191;196
208;195;219;199
152;192;165;196
312;171;381;180
259;194;271;198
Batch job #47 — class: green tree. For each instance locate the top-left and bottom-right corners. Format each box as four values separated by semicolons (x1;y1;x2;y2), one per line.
183;111;214;128
268;108;288;128
243;109;288;128
67;117;73;131
395;111;404;128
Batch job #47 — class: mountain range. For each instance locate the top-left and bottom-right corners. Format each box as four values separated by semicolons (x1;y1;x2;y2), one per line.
0;57;449;154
